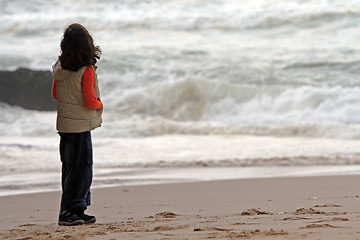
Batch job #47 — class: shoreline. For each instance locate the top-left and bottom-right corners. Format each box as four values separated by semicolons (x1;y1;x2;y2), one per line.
1;175;360;239
3;134;360;199
2;165;360;198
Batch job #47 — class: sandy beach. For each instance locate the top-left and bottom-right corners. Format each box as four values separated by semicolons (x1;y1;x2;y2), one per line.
1;175;360;239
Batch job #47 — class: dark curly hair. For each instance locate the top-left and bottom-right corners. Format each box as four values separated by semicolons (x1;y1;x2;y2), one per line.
58;23;101;71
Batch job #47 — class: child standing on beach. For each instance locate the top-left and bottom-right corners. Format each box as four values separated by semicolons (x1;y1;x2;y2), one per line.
51;23;103;226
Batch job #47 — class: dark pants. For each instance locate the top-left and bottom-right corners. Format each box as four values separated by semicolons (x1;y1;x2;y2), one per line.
59;131;93;212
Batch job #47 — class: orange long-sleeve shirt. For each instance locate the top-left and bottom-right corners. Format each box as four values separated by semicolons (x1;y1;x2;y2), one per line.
52;67;103;110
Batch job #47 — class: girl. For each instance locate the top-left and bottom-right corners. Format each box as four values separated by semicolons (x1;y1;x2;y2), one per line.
52;23;103;226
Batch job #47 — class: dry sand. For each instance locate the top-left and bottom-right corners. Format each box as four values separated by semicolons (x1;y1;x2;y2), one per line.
1;175;360;239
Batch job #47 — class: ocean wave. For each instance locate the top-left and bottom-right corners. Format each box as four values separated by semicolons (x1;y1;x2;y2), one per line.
2;75;360;139
95;154;360;168
2;0;360;35
107;77;360;123
2;0;360;139
96;115;360;139
88;76;360;138
283;59;360;70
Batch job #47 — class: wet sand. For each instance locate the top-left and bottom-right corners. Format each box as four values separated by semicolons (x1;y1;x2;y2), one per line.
1;175;360;239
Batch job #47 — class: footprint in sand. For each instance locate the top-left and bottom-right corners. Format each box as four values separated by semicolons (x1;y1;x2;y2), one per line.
293;208;325;215
194;227;233;232
153;225;189;232
225;229;288;238
240;208;271;216
282;216;312;221
314;204;341;208
19;224;37;227
311;217;349;223
153;225;176;231
147;212;179;219
294;207;346;216
300;223;341;229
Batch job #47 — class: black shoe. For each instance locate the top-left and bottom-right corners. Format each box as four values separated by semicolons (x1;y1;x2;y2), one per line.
76;211;96;224
58;211;84;226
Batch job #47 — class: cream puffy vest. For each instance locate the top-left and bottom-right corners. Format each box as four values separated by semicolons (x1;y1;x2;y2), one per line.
53;66;102;133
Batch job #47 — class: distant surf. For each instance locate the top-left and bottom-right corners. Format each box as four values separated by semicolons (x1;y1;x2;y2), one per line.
2;0;360;139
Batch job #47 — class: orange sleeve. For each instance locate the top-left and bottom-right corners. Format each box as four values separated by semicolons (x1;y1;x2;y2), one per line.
52;80;57;100
82;67;103;110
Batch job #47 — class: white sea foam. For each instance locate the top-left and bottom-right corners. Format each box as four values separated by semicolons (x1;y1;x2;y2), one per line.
1;135;360;196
